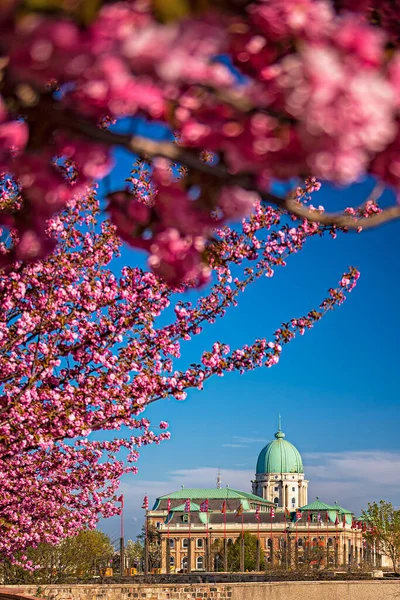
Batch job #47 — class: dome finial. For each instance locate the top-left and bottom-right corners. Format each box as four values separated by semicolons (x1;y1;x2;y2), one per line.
274;413;285;439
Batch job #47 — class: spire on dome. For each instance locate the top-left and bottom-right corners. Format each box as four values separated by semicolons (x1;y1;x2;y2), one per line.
275;414;285;439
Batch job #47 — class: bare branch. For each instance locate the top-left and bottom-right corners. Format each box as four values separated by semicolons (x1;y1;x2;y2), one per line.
24;95;400;231
281;197;400;231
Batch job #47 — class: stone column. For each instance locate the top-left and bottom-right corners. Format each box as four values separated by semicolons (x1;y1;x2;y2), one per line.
205;537;209;572
165;538;170;574
187;537;192;573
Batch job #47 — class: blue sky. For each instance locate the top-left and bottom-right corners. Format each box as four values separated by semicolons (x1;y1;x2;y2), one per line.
97;144;400;546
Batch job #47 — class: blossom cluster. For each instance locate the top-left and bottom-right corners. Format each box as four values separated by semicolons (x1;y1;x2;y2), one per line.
0;180;359;563
0;0;398;281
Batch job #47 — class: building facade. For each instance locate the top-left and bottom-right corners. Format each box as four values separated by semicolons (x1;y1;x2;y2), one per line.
146;424;381;572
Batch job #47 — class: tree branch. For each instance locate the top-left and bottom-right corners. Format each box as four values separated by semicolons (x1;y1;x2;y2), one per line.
24;95;400;231
281;197;400;231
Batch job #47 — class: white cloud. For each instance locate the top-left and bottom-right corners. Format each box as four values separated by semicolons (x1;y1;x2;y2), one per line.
221;443;247;448
305;451;400;513
233;436;265;444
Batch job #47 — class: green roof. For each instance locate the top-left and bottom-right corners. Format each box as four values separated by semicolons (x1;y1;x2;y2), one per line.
256;428;303;475
299;499;336;512
332;502;353;514
157;488;273;504
299;499;354;524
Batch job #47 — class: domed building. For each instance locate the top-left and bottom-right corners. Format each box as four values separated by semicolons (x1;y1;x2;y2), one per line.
251;417;308;510
145;419;381;573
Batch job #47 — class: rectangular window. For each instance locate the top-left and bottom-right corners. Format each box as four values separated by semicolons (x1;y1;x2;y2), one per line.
274;487;279;491
292;487;296;492
156;521;162;529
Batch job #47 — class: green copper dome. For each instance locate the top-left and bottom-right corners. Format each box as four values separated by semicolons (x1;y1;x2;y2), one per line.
256;423;304;475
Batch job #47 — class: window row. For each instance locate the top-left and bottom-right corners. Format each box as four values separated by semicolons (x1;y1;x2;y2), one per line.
168;538;204;549
169;556;205;570
169;536;340;551
263;537;336;548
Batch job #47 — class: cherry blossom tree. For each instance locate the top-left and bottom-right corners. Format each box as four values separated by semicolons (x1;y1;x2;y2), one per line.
0;0;399;283
0;176;359;566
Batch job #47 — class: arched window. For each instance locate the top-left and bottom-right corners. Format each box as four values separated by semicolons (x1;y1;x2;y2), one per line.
328;537;333;546
298;539;303;547
292;497;296;505
196;538;203;548
227;538;233;545
274;497;279;504
267;538;272;548
169;538;175;548
196;556;204;570
182;538;189;548
181;556;188;571
170;556;175;566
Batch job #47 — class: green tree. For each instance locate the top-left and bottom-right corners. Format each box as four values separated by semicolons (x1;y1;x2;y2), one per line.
1;530;114;584
363;500;400;572
137;524;161;571
211;539;225;572
227;533;265;572
125;539;143;569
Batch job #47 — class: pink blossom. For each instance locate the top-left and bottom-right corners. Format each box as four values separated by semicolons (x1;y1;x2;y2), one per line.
217;186;260;220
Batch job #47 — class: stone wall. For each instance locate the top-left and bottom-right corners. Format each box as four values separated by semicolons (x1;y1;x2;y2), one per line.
2;581;400;600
